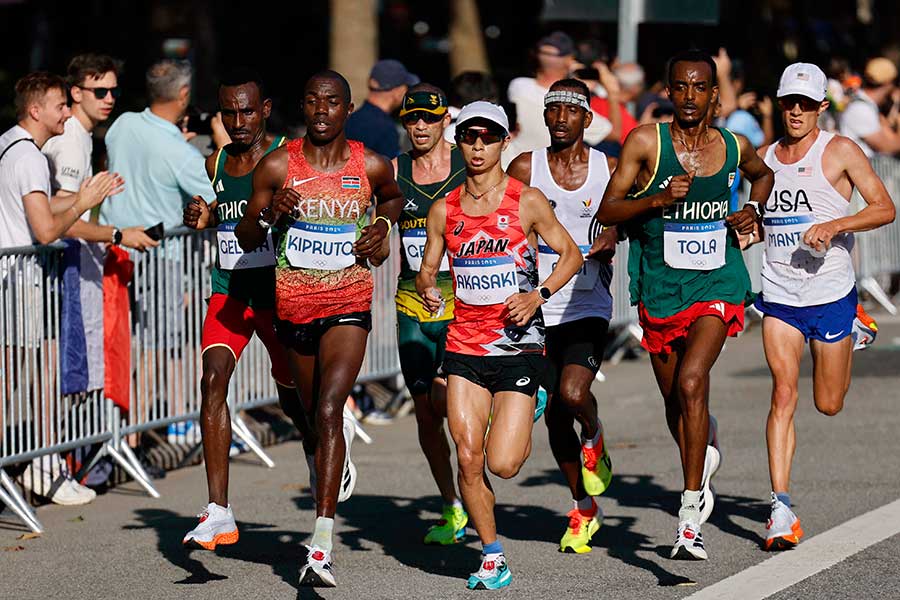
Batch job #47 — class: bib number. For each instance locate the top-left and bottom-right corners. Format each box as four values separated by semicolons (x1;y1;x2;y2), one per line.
401;228;449;272
663;220;727;270
452;255;518;305
285;221;356;270
538;244;598;291
763;214;816;262
216;223;275;270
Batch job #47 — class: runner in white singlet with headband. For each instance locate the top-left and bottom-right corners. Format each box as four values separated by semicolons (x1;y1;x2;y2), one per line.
753;63;895;551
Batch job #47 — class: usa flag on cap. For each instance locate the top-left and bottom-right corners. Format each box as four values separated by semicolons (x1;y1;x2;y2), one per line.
342;176;361;189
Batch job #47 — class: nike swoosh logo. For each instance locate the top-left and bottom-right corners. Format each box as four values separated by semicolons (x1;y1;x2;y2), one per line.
337;317;360;324
824;331;844;340
292;176;319;187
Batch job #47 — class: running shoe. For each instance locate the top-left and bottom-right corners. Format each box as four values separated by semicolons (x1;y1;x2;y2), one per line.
299;545;337;587
424;504;468;545
182;502;239;550
765;492;803;551
699;443;721;525
339;406;358;503
559;505;602;554
851;305;878;351
670;519;707;560
466;554;512;590
581;420;612;496
533;387;548;423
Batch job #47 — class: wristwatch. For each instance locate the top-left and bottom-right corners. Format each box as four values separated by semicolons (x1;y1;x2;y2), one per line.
257;207;274;230
111;228;122;245
537;286;552;302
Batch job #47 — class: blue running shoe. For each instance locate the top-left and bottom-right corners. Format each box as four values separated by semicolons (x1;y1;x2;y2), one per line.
533;388;548;423
466;554;512;590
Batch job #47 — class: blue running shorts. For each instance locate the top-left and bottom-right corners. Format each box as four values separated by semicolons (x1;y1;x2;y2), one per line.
755;287;857;343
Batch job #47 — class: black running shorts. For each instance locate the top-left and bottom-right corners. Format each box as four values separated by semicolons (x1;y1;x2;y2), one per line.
276;311;372;356
544;317;610;394
441;351;545;396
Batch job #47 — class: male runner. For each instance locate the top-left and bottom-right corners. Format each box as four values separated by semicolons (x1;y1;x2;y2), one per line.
754;63;894;550
181;69;316;550
417;101;582;589
235;70;403;587
595;50;774;560
387;83;468;544
507;78;617;554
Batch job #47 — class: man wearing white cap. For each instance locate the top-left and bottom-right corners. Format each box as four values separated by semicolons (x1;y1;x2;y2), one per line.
839;57;900;157
416;101;582;589
754;62;895;551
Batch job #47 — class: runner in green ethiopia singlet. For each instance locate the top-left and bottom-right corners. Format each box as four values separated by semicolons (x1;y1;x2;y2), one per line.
210;135;286;308
395;146;466;322
627;123;752;318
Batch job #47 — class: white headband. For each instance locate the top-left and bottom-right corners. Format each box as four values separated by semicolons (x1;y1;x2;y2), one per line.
543;90;590;111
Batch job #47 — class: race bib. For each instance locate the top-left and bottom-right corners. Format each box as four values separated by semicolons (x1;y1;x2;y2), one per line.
285;221;356;270
537;244;598;291
763;214;816;263
216;223;275;270
452;255;518;305
401;227;449;272
663;220;727;270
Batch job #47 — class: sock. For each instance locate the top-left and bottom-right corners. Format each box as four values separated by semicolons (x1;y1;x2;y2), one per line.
775;492;791;508
679;489;702;523
582;423;602;448
482;540;503;556
574;496;596;515
311;516;334;552
450;499;464;511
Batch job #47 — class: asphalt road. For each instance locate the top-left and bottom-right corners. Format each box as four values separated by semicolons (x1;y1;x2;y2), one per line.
3;320;900;600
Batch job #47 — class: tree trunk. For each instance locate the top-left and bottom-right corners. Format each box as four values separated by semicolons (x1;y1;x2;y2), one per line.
449;0;490;76
330;0;378;107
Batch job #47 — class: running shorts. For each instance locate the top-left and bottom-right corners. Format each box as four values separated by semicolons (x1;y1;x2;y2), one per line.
638;299;744;355
397;311;448;396
441;352;545;396
275;311;372;356
755;287;856;344
545;317;610;394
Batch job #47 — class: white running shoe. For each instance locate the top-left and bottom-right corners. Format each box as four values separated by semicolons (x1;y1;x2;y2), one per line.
670;519;708;560
182;502;239;550
21;456;96;506
299;545;337;587
306;451;317;503
338;406;357;503
699;444;720;525
765;492;804;551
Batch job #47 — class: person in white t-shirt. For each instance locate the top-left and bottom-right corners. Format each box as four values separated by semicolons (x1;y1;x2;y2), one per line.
839;57;900;157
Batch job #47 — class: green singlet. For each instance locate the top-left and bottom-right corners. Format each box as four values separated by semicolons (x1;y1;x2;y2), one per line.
209;136;286;308
394;145;466;322
627;123;751;318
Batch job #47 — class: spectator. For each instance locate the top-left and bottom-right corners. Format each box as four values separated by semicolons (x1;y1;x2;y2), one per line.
99;59;215;230
840;57;900;157
506;31;611;163
722;60;774;148
346;59;418;159
444;71;499;143
590;62;641;145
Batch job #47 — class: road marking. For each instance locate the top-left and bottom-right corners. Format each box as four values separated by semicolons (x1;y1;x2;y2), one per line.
685;498;900;600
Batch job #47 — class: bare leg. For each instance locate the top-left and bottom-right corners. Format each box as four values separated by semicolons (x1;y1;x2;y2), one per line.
546;364;598;499
762;317;804;493
810;336;853;416
414;377;458;504
199;347;236;507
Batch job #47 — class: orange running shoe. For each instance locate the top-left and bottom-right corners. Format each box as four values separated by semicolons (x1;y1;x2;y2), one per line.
851;305;878;351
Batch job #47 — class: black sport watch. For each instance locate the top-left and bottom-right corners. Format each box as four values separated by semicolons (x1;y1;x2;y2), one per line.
111;228;123;245
538;286;552;302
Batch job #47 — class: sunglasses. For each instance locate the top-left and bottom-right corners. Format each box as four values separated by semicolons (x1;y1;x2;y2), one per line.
456;127;505;145
777;95;820;112
77;86;122;100
401;111;444;126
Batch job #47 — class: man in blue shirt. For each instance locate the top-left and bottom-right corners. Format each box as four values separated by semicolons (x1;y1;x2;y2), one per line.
101;59;214;230
346;59;418;159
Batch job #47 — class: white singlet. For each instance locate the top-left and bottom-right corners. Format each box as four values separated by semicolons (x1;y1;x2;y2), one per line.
531;147;613;326
761;131;855;306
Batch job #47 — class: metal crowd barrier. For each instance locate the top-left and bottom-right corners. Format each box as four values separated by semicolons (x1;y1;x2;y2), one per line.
0;226;402;532
854;156;900;314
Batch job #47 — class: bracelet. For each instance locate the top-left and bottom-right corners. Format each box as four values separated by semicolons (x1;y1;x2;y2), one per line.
374;215;393;233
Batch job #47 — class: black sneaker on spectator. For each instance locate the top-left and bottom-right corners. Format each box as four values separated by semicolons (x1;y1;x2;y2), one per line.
135;448;166;479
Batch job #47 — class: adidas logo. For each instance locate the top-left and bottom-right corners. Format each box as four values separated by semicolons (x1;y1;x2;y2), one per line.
709;302;725;316
658;175;673;189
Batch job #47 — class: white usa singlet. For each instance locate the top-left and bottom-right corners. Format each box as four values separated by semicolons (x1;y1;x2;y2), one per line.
531;147;613;326
761;131;855;306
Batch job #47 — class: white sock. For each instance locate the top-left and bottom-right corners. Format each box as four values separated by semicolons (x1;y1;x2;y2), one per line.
483;551;504;562
574;497;596;513
311;516;334;552
679;489;702;523
582;423;602;448
450;499;464;510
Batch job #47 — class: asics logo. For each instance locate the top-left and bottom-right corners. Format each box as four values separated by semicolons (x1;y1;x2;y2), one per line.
454;220;465;236
515;377;531;387
709;302;725;316
292;176;319;187
824;330;844;340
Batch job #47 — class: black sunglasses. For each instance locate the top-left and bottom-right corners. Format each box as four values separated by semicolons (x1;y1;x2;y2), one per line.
456;127;505;145
777;95;820;112
77;86;122;100
401;111;444;126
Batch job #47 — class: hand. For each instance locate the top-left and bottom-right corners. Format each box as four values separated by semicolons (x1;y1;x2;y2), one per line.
655;173;693;208
505;291;543;327
725;204;758;235
353;218;389;258
77;171;125;211
713;47;732;76
737;91;757;111
597;62;621;97
802;221;840;253
419;286;443;314
119;226;160;252
758;96;774;118
272;188;303;219
180;116;197;142
210;112;232;149
183;196;211;229
586;226;617;263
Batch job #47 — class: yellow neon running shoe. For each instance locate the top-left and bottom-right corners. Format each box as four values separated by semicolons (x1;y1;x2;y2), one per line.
559;507;602;554
581;421;613;496
424;504;468;545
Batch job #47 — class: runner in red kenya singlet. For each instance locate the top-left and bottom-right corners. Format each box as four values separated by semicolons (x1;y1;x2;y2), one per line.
417;101;583;590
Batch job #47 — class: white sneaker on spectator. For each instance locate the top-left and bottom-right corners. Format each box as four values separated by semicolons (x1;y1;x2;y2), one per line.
21;455;95;506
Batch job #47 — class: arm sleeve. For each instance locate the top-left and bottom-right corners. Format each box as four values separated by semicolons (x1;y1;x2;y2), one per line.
174;144;216;205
